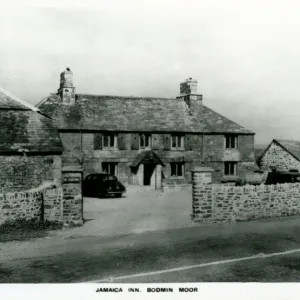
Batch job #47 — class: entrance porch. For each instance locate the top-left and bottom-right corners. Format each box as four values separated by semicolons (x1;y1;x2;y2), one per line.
130;151;165;190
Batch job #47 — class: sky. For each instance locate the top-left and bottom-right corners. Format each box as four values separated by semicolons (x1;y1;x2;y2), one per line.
0;0;300;145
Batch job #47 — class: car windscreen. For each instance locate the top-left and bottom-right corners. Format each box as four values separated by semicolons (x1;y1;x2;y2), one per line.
107;175;117;181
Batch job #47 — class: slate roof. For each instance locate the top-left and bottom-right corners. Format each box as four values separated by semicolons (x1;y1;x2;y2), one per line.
37;93;253;134
274;139;300;161
0;88;63;153
193;105;253;133
257;139;300;164
0;88;39;111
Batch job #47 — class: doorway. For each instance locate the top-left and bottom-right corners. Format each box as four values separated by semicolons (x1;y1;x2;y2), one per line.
144;164;156;186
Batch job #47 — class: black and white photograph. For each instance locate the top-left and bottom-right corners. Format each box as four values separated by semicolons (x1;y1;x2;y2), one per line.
1;0;300;297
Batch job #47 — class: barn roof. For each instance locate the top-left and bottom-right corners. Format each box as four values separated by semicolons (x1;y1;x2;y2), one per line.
257;139;300;163
0;89;62;153
275;139;300;161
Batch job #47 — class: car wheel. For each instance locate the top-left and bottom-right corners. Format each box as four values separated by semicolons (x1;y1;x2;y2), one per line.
98;192;105;198
116;194;122;198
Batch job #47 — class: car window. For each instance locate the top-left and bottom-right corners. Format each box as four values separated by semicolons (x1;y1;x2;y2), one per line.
108;175;117;180
85;175;92;181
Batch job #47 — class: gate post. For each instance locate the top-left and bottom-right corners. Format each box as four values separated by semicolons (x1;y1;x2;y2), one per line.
191;166;214;223
61;166;84;227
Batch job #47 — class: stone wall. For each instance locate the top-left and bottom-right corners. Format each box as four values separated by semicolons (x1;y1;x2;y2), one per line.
0;155;62;193
0;183;62;226
192;167;300;224
0;166;83;227
59;132;255;185
43;187;63;222
259;141;300;172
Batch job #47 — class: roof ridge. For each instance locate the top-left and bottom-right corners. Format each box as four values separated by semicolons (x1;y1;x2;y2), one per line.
273;139;300;162
35;96;51;108
76;93;178;100
38;94;254;134
0;87;40;112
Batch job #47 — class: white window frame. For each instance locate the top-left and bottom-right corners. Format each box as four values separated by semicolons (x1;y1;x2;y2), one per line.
171;135;185;150
139;134;152;149
224;162;237;176
102;162;118;176
103;133;117;149
170;162;185;177
225;135;238;149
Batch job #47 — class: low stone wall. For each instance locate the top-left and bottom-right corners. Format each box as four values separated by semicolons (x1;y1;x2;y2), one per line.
192;167;300;224
0;183;62;226
0;166;84;227
44;187;63;222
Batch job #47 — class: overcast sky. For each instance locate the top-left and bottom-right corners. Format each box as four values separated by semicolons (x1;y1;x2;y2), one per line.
0;0;300;145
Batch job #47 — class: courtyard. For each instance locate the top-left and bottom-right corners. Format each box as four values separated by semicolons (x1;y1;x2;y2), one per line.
55;186;197;239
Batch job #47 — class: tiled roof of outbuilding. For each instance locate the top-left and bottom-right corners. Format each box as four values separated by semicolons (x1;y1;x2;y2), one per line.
0;88;39;111
37;93;254;134
274;139;300;161
257;139;300;164
0;89;63;153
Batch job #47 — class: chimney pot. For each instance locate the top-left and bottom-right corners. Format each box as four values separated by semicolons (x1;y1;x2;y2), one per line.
180;77;198;95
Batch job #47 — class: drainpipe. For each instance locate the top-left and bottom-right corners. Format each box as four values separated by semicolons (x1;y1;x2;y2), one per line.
80;130;84;221
80;130;83;155
202;133;204;164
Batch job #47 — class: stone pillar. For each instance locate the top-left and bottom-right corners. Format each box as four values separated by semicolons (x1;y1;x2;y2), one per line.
191;167;214;223
155;164;162;190
137;164;144;186
61;166;84;227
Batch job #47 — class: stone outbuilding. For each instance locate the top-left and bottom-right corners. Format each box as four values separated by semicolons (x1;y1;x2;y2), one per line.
258;139;300;172
37;68;256;189
0;88;63;192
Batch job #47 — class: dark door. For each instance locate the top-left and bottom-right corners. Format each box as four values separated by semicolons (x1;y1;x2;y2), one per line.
144;164;156;186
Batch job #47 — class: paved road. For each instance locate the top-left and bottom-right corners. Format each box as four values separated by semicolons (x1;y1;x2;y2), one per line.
2;216;300;282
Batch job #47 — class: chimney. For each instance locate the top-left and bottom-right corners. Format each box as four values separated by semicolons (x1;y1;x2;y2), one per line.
177;77;203;111
57;67;76;105
180;77;198;95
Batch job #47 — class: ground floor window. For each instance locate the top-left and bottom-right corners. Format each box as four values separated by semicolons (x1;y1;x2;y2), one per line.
170;162;184;177
102;162;118;175
224;162;237;176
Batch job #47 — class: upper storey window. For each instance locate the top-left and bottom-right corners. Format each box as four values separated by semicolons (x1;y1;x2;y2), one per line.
94;133;117;150
103;133;116;148
171;135;185;149
225;135;238;149
139;134;152;149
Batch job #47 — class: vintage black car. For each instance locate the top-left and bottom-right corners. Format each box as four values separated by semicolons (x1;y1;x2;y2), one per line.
83;173;126;198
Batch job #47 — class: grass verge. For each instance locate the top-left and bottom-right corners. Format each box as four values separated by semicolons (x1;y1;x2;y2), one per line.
0;219;63;243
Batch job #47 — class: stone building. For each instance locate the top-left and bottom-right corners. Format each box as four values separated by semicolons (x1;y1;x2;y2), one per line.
0;88;63;192
37;68;256;189
258;139;300;172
